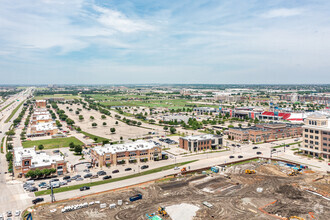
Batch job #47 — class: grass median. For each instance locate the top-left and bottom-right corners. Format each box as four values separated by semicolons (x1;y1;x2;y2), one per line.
22;137;83;149
80;130;110;142
1;137;5;153
271;141;301;149
5;101;24;123
35;159;198;196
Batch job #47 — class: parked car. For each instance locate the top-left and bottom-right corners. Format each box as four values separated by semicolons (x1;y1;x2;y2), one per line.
29;187;38;192
32;198;44;205
71;175;80;180
97;171;106;176
141;165;149;170
38;182;47;187
238;155;243;158
40;184;49;189
83;169;90;173
125;168;132;171
174;166;180;170
50;178;59;182
76;177;84;181
229;156;235;159
256;152;262;155
103;175;112;180
84;173;92;178
90;175;98;179
60;181;67;186
86;164;92;169
252;146;258;149
112;169;119;174
80;186;90;191
129;194;142;202
15;210;21;217
6;211;12;217
0;213;3;220
63;175;71;180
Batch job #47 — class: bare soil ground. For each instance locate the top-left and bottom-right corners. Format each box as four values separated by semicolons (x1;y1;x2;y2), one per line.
32;163;330;220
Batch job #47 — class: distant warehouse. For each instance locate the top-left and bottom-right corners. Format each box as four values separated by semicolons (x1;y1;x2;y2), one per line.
179;134;223;152
90;140;162;167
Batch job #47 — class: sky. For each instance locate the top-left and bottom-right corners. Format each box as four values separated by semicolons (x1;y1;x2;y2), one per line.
0;0;330;84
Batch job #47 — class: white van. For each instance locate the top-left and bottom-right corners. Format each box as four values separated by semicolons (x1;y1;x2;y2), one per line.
25;180;35;185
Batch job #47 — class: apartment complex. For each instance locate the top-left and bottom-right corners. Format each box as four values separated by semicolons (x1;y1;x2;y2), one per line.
179;134;223;152
90;140;162;167
228;123;302;143
13;147;67;178
301;114;330;159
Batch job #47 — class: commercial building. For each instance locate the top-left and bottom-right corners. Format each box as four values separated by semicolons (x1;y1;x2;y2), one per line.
27;107;58;137
179;134;223;152
13;147;67;178
301;114;330;159
228;123;302;143
90;140;162;167
162;115;190;123
35;100;47;108
193;107;217;114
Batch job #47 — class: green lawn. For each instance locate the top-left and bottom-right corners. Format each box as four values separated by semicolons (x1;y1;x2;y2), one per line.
1;137;5;153
22;137;83;149
5;101;24;123
0;101;15;112
80;131;110;143
34;160;198;196
34;94;80;100
271;141;301;149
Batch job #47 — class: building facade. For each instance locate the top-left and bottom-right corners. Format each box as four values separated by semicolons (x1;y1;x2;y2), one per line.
13;147;67;178
35;100;47;108
179;134;223;152
301;114;330;159
228;123;302;143
90;140;162;167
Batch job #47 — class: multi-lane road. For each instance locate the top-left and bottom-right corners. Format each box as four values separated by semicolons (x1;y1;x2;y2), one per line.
0;88;35;215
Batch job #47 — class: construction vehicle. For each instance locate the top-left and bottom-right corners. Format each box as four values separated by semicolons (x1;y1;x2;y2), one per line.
245;169;256;174
181;167;187;172
289;216;305;220
158;207;168;217
288;170;300;176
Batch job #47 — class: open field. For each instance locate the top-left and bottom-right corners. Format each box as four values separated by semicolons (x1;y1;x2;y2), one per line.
32;162;330;220
22;137;83;149
34;94;80;100
34;160;198;196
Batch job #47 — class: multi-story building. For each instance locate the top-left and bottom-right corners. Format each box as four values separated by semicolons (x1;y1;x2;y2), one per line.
179;134;223;152
27;107;58;137
301;114;330;159
35;100;47;108
90;140;162;167
193;107;217;114
228;123;302;143
13;147;67;178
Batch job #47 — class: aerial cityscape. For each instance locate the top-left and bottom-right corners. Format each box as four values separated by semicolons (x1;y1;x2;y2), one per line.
0;1;329;220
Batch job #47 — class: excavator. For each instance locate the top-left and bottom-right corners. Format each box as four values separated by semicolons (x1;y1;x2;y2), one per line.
288;170;300;176
245;169;256;174
158;207;168;217
181;167;187;173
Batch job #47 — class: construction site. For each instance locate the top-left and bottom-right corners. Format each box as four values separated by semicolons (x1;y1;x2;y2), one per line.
31;159;330;220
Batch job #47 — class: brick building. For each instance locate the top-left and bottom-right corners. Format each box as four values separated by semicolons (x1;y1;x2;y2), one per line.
35;100;47;108
179;134;223;152
228;123;302;143
90;140;162;167
13;147;67;178
301;114;330;159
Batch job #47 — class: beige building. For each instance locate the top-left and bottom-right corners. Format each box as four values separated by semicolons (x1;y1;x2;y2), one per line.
91;140;162;167
35;100;47;108
302;114;330;159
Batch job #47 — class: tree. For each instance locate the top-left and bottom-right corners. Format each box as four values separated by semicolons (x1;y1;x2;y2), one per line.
238;123;242;128
101;115;106;119
50;168;56;174
92;122;97;127
41;168;51;177
90;116;94;120
69;142;75;149
103;122;107;126
110;127;116;134
35;169;43;178
79;115;84;121
25;170;36;179
216;130;221;135
163;126;168;131
170;127;176;134
6;152;13;162
137;122;142;126
74;145;83;155
38;145;44;151
115;121;119;125
120;136;123;140
5;130;15;136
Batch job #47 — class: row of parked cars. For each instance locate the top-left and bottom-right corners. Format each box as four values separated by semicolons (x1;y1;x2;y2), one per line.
0;210;21;220
159;138;177;145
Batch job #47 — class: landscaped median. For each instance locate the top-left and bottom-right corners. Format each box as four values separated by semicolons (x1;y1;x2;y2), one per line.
5;101;24;123
79;130;110;143
34;160;198;196
22;137;83;149
271;141;302;149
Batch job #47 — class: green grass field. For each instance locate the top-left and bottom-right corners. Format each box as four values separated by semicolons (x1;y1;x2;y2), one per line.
5;101;24;123
34;160;198;196
34;94;80;100
22;137;83;149
0;137;5;153
80;131;110;142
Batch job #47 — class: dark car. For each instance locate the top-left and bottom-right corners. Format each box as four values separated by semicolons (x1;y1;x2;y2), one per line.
97;171;106;176
63;175;70;180
32;198;44;205
272;149;276;152
125;168;132;171
86;165;92;169
90;175;98;179
50;178;59;182
141;165;149;170
84;173;92;178
103;175;112;180
238;155;243;158
256;152;262;155
112;169;119;174
252;146;258;150
80;186;90;191
229;156;235;159
30;187;38;192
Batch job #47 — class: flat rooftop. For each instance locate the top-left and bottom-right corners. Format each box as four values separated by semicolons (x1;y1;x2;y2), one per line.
93;140;158;155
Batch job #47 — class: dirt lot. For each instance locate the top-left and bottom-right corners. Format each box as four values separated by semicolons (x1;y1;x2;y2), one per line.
32;163;330;220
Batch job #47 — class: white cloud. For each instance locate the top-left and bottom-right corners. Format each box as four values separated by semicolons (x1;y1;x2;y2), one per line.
262;8;303;18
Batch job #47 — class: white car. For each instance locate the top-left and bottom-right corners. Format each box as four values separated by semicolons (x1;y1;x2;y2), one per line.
15;210;21;217
174;166;180;170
